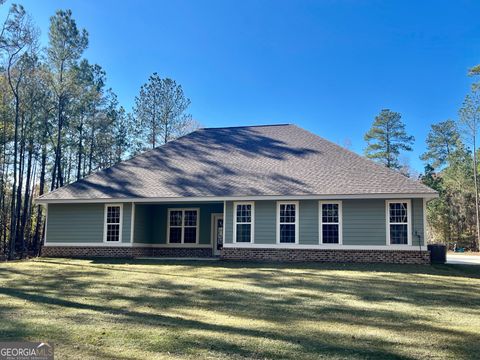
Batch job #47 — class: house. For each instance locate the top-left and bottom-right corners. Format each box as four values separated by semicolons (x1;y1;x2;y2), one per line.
37;124;437;264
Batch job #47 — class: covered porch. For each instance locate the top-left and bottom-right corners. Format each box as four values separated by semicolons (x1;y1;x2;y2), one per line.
132;202;224;257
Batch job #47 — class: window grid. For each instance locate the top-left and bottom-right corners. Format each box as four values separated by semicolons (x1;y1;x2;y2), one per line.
387;202;409;245
168;209;198;244
320;202;341;244
183;210;198;243
105;205;122;242
234;203;253;243
278;203;297;244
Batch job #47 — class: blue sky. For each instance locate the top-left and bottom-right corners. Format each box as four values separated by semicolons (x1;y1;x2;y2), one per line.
2;0;480;172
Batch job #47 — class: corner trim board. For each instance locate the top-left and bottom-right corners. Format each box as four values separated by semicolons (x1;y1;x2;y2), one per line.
130;202;135;243
44;203;49;245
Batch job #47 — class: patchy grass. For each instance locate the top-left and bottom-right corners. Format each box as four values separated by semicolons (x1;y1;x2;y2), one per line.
0;259;479;359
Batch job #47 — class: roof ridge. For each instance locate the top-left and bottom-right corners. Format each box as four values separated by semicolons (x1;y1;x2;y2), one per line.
201;124;292;130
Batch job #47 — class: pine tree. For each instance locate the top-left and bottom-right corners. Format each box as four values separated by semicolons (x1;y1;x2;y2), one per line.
421;120;460;169
47;9;88;190
364;109;414;169
133;73;194;150
459;88;480;251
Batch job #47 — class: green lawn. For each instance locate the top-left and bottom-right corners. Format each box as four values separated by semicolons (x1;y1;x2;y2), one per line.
0;259;479;359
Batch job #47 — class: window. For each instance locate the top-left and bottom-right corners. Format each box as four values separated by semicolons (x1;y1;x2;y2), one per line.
233;202;254;243
386;200;411;245
104;204;122;242
167;209;199;244
319;201;342;244
277;202;298;244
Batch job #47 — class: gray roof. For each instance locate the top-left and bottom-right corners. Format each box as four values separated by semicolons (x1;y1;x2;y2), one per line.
38;124;436;201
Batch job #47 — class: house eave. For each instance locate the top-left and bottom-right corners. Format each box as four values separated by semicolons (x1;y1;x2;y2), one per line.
35;192;439;204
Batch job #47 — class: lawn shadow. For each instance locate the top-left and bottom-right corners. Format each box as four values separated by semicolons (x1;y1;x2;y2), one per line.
74;257;480;279
1;258;479;359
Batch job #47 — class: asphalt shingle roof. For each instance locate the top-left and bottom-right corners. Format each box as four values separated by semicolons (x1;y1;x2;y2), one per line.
38;124;436;201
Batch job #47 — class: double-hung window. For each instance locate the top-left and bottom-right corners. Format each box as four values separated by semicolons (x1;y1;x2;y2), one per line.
233;202;254;243
277;202;298;244
104;204;123;242
386;200;411;245
319;201;342;244
168;209;199;244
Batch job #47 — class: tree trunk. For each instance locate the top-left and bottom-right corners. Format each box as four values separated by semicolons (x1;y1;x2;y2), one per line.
0;99;7;257
51;63;66;190
33;139;47;256
18;138;33;258
88;126;95;174
14;114;26;254
8;91;20;260
24;164;36;254
473;136;480;252
77;118;84;180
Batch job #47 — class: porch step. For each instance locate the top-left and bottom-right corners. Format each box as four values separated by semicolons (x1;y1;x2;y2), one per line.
135;257;220;261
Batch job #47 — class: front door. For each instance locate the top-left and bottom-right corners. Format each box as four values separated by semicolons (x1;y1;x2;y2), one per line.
212;214;224;256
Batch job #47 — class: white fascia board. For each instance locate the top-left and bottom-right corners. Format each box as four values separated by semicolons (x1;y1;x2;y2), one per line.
35;192;439;204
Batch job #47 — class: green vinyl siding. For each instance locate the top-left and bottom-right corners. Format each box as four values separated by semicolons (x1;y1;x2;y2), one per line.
133;204;153;244
224;201;276;244
122;203;132;243
48;198;426;248
225;201;233;244
224;198;426;247
254;201;276;244
47;203;132;243
299;200;318;244
342;199;386;245
412;198;424;246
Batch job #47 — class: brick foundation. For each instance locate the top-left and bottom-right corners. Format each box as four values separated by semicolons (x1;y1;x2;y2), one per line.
41;246;213;258
220;248;430;264
41;246;430;264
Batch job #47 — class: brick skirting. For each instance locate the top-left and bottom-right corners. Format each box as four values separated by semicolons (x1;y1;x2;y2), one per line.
42;246;430;264
220;247;430;264
41;246;213;258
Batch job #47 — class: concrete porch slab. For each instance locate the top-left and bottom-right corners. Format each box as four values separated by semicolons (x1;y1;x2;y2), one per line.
135;257;220;261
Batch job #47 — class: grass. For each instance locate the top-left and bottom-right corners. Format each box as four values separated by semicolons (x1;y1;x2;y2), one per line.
0;259;479;359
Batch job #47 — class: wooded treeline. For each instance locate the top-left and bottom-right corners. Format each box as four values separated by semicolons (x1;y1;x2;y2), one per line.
0;4;194;259
363;82;480;252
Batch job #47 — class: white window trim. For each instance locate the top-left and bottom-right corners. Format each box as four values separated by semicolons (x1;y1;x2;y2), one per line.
44;203;49;245
276;201;299;244
223;200;226;245
385;199;412;246
167;208;200;244
423;198;427;247
233;201;255;243
319;201;343;245
130;202;135;243
103;204;123;243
